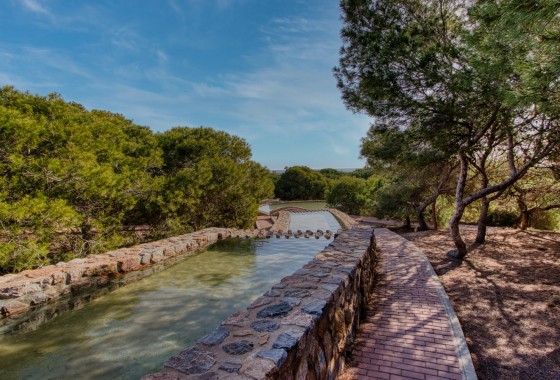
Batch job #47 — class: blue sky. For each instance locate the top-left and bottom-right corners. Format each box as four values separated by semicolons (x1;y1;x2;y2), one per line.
1;0;371;170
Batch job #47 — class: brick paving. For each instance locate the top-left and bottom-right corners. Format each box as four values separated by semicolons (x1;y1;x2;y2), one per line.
339;228;476;380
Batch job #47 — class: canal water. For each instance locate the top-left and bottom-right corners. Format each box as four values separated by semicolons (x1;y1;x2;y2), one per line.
0;211;340;380
258;201;327;214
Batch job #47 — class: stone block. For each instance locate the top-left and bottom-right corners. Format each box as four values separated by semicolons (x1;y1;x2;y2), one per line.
1;300;29;316
165;347;216;375
256;302;292;318
257;349;287;368
222;339;254;355
302;299;328;317
240;357;276;379
198;326;229;346
247;296;273;310
118;255;143;273
139;252;152;265
219;358;242;373
281;309;314;329
250;320;279;333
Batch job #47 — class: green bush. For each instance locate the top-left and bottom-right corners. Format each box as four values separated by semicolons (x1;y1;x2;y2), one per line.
326;176;368;215
487;209;519;227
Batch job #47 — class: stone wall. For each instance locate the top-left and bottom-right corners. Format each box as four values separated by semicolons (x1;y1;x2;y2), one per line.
144;224;377;380
327;208;358;230
269;211;291;232
0;227;263;335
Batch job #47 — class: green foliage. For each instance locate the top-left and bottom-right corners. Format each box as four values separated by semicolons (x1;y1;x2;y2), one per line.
349;168;375;179
274;166;328;200
0;86;273;273
156;128;273;231
319;168;345;180
326;176;369;215
336;0;559;250
486;209;519;227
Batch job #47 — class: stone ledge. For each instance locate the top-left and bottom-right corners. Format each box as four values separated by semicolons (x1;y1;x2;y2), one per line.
143;224;377;380
0;227;263;335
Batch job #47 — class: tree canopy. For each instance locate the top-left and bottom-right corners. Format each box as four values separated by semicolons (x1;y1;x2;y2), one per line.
336;0;560;258
274;166;328;200
0;86;273;273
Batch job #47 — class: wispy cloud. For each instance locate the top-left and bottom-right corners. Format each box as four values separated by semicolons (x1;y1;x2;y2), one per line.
20;0;50;15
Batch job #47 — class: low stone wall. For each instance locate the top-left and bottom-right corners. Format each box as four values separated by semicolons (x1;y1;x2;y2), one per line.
327;208;358;230
270;211;291;232
0;227;262;335
144;224;377;380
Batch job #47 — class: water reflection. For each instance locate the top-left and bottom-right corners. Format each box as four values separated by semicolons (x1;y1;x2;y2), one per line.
0;214;338;380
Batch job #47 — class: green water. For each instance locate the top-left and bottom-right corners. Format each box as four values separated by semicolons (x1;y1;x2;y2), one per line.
259;201;327;213
0;212;340;380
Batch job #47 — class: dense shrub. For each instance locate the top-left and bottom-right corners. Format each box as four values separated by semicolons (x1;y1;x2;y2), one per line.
0;86;273;273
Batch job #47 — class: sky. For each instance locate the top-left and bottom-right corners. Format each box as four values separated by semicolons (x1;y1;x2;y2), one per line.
0;0;372;170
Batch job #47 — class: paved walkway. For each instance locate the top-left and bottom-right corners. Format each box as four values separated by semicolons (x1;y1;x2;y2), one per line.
339;228;477;380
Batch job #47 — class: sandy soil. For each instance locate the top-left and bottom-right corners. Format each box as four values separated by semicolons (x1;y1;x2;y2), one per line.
400;226;560;380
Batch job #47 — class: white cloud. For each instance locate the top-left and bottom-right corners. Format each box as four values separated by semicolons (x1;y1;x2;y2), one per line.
20;0;50;15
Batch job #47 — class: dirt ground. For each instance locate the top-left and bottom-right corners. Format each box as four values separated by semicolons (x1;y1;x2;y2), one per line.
400;226;560;380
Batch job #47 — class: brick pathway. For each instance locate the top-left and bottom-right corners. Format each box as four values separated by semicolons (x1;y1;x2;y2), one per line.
339;228;477;380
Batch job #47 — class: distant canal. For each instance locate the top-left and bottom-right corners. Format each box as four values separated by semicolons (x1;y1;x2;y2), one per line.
0;211;340;380
258;200;327;213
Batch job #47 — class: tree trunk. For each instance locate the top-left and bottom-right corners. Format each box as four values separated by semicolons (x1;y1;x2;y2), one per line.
405;216;411;229
449;154;468;259
449;203;468;259
416;207;429;231
80;218;93;255
475;198;490;243
517;198;530;230
431;200;438;230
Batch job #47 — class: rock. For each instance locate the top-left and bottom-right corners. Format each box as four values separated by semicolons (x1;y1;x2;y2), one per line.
281;297;301;307
284;289;311;298
250;320;279;333
222;311;250;327
1;300;29;316
139;252;152;265
0;281;32;299
50;271;67;285
219;358;242;373
302;300;328;317
240;358;276;379
198;326;229;346
272;333;298;350
165;347;216;375
281;309;314;329
232;329;253;337
141;371;189;380
247;296;273;309
29;291;53;306
222;340;254;355
258;333;269;346
256;302;292;318
264;290;280;297
118;255;142;273
257;349;288;368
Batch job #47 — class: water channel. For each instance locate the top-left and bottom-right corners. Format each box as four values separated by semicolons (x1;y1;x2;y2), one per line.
258;201;327;214
0;211;340;380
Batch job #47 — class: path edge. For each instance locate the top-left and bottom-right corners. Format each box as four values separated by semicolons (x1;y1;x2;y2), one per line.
420;249;478;380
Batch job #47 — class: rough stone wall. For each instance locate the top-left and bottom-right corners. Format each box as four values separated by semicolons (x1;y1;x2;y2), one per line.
0;227;262;334
270;211;291;232
144;225;377;380
327;208;358;230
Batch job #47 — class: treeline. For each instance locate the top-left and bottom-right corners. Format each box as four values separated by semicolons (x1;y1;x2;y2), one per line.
0;86;273;273
272;166;378;215
276;164;560;233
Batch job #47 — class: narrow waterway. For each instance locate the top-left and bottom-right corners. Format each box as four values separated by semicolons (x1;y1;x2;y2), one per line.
0;212;340;380
258;201;327;213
